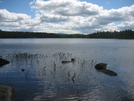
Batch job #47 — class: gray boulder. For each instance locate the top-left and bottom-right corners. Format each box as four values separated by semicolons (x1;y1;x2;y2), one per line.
0;85;15;101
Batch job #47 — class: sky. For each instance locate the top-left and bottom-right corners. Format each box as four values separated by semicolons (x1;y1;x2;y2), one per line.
0;0;134;34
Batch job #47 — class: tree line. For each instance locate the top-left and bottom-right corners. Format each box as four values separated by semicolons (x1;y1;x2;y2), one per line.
0;29;134;39
87;30;134;39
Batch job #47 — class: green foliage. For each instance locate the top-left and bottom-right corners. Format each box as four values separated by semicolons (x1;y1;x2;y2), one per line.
0;29;134;39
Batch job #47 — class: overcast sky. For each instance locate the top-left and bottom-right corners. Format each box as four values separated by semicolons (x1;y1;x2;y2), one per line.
0;0;134;34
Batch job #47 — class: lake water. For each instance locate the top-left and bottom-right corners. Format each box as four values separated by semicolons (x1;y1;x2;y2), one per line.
0;38;134;101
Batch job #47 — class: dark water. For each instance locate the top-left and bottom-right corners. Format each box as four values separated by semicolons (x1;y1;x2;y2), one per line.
0;38;134;101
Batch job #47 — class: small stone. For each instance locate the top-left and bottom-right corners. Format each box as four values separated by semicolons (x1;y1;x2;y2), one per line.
21;69;25;72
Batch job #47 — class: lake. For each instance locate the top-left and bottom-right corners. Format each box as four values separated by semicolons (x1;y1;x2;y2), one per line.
0;38;134;101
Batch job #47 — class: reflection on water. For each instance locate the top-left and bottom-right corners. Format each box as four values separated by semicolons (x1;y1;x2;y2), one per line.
0;39;134;101
0;52;133;101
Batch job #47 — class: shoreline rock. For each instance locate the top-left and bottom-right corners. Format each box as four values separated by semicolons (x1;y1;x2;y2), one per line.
0;85;16;101
0;58;10;66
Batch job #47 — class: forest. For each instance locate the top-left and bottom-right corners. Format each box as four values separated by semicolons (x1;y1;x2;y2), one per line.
0;29;134;39
87;30;134;39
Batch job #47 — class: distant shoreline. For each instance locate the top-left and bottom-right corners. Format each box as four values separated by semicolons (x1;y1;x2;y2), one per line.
0;30;134;39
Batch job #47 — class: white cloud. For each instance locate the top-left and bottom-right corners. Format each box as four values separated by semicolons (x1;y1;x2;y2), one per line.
40;14;70;23
0;0;134;34
117;20;134;30
0;22;20;27
0;9;31;22
31;0;103;17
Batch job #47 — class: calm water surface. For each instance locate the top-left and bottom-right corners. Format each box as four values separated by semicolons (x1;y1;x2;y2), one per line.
0;38;134;101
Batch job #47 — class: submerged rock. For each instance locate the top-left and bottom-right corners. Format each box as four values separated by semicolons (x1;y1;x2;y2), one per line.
98;69;118;76
95;63;117;76
21;69;25;72
0;58;10;66
0;85;16;101
95;63;107;70
62;58;75;63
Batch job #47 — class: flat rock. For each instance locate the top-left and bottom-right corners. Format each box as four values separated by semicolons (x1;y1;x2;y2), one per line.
98;69;118;76
0;85;15;101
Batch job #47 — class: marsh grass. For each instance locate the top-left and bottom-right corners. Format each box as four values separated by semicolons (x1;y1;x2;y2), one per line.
1;52;98;84
0;52;99;101
6;52;97;80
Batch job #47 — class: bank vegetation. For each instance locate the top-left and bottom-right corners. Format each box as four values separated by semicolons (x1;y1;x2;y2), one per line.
0;29;134;39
